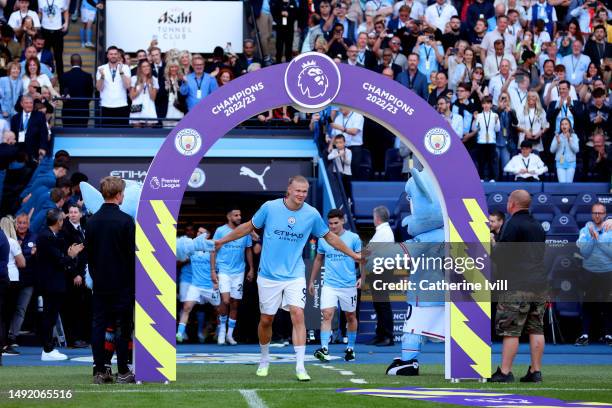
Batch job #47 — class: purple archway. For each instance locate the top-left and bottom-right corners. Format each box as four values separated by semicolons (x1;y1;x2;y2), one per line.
134;53;491;383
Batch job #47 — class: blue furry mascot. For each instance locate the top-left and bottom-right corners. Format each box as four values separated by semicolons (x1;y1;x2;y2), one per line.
386;168;446;376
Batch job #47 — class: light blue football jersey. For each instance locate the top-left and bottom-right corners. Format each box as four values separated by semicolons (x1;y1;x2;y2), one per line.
179;263;192;284
252;198;329;281
191;251;213;290
214;224;252;276
317;230;361;288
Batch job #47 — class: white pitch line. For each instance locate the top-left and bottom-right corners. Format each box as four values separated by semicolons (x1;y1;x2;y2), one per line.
239;389;268;408
339;371;355;376
350;379;368;384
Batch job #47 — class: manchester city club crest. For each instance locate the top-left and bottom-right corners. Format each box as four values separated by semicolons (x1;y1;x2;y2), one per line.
424;127;451;155
287;216;296;229
174;128;202;156
284;52;341;110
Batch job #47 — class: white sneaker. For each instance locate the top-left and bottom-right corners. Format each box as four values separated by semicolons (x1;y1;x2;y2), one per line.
217;332;226;345
85;42;95;48
226;335;237;345
41;349;68;361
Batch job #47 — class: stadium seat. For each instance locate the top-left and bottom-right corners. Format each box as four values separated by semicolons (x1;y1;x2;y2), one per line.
569;192;600;228
482;182;542;195
548;214;579;236
544;182;610;213
486;191;508;214
358;149;373;180
384;148;403;181
351;181;403;224
530;192;561;223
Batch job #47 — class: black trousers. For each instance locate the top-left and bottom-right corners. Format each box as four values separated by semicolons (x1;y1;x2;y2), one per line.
581;271;612;335
42;28;65;77
40;291;63;353
100;106;130;127
63;283;91;345
275;27;293;63
373;298;394;341
91;292;134;374
349;145;363;180
476;143;497;181
0;276;8;351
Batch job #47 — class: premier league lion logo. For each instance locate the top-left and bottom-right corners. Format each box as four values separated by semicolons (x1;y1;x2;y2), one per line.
297;60;329;99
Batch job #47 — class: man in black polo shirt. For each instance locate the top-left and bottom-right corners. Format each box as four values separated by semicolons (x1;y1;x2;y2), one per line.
491;189;546;383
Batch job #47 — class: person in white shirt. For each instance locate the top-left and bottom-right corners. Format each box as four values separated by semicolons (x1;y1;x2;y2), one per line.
129;60;159;127
504;140;548;181
328;134;353;199
484;39;517;79
330;107;364;178
538;41;562;72
39;0;69;76
516;91;549;152
424;0;458;32
1;217;26;284
508;74;529;114
488;58;515;106
8;0;41;36
543;65;578;107
472;95;501;180
96;46;131;127
393;0;425;20
561;39;591;87
480;15;516;62
437;95;464;139
367;205;395;346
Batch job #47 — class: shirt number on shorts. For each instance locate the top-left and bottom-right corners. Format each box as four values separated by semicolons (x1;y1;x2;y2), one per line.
302;288;307;302
351;295;357;306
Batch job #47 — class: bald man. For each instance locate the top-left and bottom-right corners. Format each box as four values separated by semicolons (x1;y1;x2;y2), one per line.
491;189;546;383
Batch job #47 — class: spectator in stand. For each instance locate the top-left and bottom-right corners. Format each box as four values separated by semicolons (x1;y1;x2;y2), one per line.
8;0;41;36
414;28;444;84
327;23;352;61
584;132;611;181
374;34;407;71
562;39;591;87
330;107;364;178
10;95;48;164
424;0;458;32
495;91;519;178
129;49;148;76
254;0;274;64
327;134;352;200
504;140;548;181
271;0;298;63
163;59;186;128
546;79;582;134
30;187;66;233
235;39;262;76
517;91;549;152
452;82;477;156
396;53;429;101
441;15;463;50
481;15;515;62
20;44;54;79
539;42;562;71
179;55;218;112
22;57;58;99
38;0;68;76
489;210;505;242
469;18;488;49
587;88;610;133
96;46;131;127
80;0;103;48
527;0;557;38
485;40;517;79
507;74;530;114
216;67;234;87
448;46;478;91
301;14;323;53
0;227;10;366
59;54;94;127
61;204;90;348
393;0;424;20
0;26;21;61
0;216;26;356
375;47;402;78
17;16;37;50
332;1;356;43
129;60;158;128
148;47;166;122
575;202;612;347
427;71;450;106
472;95;500;180
550;117;580;182
438;95;464;141
467;0;495;33
6;213;37;352
179;50;192;75
543;65;578;107
0;62;24;120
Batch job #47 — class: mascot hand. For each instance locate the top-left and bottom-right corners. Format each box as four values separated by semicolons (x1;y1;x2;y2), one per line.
193;234;215;253
176;236;196;262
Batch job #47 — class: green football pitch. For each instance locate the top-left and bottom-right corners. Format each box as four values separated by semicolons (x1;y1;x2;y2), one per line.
1;364;611;407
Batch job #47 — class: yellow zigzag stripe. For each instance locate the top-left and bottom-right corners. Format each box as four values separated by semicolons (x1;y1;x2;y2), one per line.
451;302;491;378
135;302;176;381
150;200;177;256
463;198;491;255
448;220;491;317
135;223;175;316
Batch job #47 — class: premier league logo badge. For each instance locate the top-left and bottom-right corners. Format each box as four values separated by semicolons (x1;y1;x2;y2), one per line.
297;60;329;99
285;52;341;111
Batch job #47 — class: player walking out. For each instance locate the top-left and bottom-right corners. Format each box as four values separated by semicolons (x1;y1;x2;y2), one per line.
309;209;362;362
214;176;361;381
213;207;255;345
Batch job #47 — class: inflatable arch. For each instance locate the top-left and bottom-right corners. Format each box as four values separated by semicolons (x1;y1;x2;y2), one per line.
134;52;491;383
